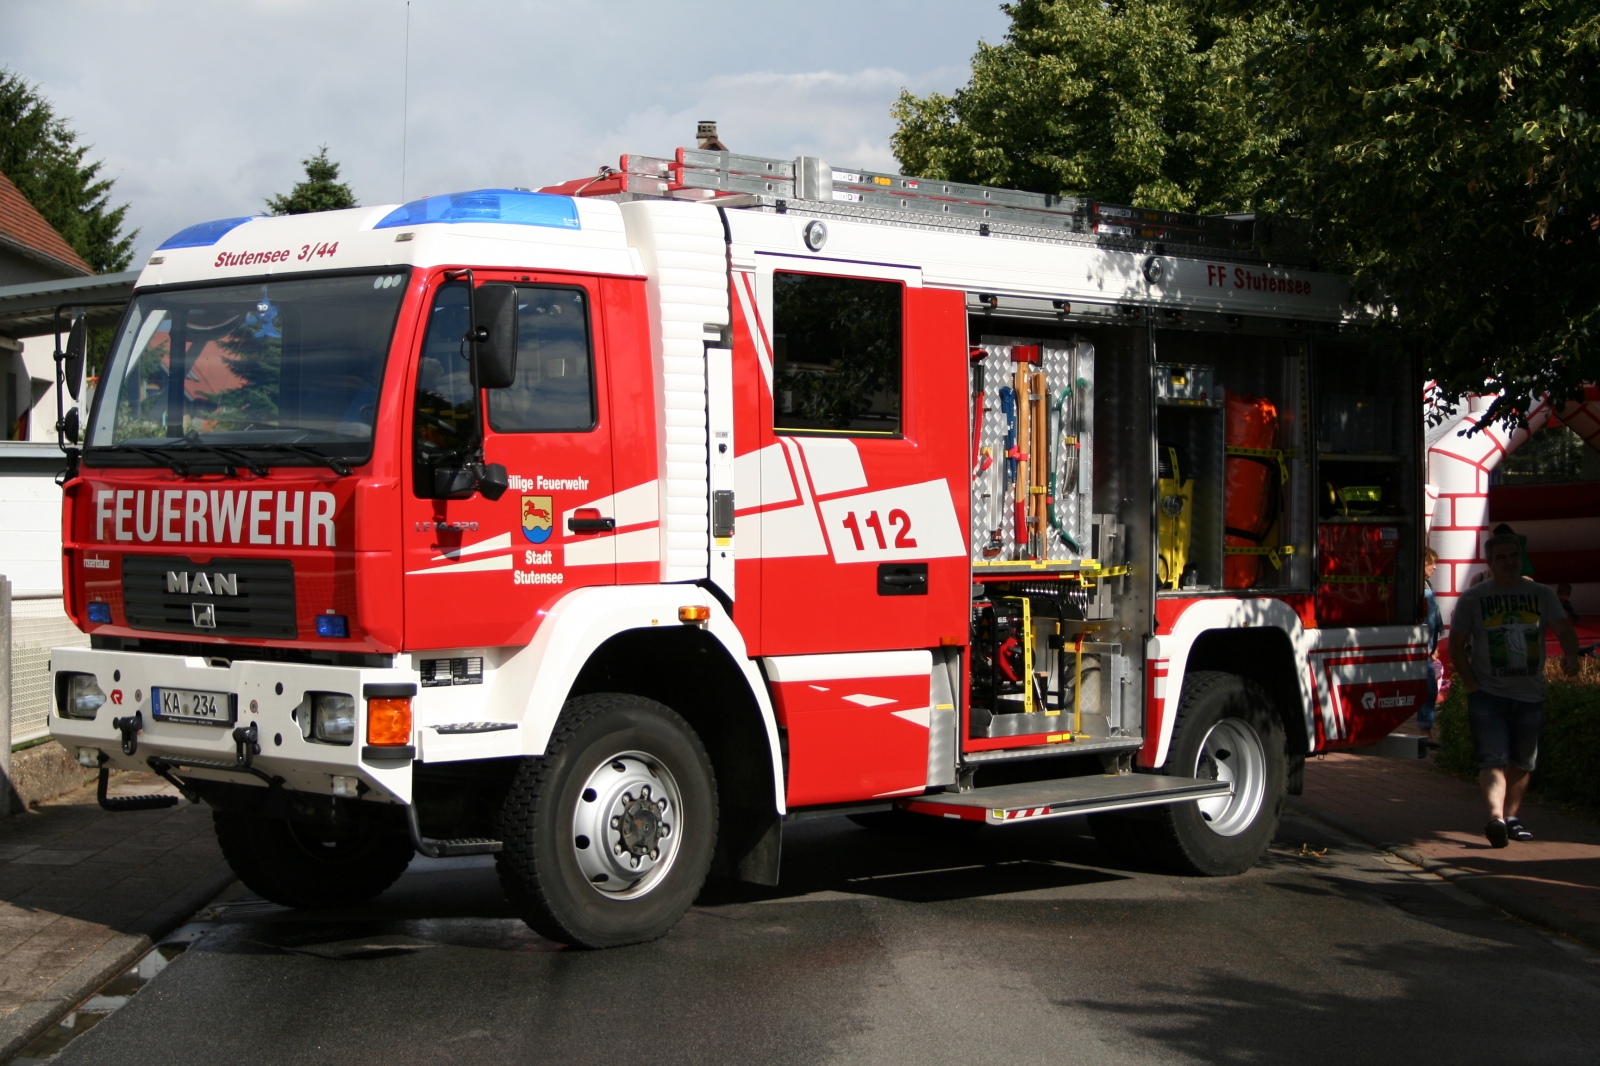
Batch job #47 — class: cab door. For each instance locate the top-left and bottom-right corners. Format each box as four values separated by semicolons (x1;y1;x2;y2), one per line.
403;274;614;651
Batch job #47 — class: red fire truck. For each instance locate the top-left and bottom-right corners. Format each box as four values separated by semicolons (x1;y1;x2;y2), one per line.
48;145;1430;947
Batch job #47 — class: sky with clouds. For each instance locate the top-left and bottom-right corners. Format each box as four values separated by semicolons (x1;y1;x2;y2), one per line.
3;0;1009;265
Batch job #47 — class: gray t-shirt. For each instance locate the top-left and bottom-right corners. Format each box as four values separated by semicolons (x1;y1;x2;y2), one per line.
1451;578;1566;702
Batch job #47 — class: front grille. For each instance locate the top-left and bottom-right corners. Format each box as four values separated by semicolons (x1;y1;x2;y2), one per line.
122;556;297;639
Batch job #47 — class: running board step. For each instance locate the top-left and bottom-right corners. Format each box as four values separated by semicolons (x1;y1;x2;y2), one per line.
405;805;503;858
900;774;1231;825
419;837;503;858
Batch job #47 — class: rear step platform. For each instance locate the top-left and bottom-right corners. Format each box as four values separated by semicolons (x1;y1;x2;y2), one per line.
900;774;1230;825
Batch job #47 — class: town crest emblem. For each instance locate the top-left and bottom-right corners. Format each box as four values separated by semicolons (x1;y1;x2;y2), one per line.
521;495;554;543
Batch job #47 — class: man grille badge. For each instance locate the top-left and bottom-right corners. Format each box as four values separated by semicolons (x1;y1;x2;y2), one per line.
192;603;217;628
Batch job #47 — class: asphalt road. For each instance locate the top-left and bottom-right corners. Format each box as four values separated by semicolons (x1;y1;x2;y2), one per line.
44;811;1600;1066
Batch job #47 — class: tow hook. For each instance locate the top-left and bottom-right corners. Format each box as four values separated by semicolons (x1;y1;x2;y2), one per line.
232;722;260;768
111;710;143;756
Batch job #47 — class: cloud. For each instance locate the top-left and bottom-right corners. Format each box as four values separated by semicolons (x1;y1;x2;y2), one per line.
1;0;1006;261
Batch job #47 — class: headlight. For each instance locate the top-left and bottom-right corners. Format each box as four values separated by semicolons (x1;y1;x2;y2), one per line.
312;694;356;744
58;672;107;719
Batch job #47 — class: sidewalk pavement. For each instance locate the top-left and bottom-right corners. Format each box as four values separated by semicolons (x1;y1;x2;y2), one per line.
0;771;233;1061
1295;751;1600;951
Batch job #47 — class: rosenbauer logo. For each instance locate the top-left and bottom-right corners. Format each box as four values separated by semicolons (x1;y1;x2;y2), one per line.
1360;691;1417;711
94;488;337;546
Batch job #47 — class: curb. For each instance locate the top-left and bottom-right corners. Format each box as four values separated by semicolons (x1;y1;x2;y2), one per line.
0;863;236;1063
1287;797;1600;954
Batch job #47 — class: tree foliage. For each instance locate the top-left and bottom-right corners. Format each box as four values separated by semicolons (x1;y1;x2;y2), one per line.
893;1;1600;422
0;68;134;272
1228;0;1600;423
891;0;1283;214
265;146;357;215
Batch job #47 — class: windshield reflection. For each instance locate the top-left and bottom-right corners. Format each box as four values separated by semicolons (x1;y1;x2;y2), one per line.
88;272;410;460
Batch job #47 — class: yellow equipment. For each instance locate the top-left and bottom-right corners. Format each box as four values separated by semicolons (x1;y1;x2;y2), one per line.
1158;445;1193;590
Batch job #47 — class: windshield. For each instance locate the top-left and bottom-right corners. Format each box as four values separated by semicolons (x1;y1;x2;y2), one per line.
87;272;409;460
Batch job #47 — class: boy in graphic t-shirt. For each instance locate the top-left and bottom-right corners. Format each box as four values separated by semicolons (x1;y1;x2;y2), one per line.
1447;532;1581;848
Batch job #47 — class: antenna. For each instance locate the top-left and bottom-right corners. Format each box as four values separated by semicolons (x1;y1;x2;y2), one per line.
401;1;411;202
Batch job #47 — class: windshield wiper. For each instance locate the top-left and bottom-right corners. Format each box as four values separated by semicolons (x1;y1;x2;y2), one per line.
105;443;192;475
254;443;353;477
101;440;352;478
103;440;268;478
177;435;271;477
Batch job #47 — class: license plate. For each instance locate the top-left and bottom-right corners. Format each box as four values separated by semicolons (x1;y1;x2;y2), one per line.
151;686;236;726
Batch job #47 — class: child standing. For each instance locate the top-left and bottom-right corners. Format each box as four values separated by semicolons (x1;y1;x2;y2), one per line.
1419;547;1444;737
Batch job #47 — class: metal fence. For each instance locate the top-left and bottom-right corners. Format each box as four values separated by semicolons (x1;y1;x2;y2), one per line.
10;593;88;746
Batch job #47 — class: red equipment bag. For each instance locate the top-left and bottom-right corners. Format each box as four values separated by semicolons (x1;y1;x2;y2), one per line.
1224;390;1279;588
1317;523;1399;625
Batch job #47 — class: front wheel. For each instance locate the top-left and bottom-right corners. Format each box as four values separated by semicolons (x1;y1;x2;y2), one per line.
213;809;414;908
1090;671;1284;876
495;693;717;948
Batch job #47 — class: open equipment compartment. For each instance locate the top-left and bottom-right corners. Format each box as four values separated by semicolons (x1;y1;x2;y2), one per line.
1153;329;1312;595
963;323;1136;746
1313;338;1422;625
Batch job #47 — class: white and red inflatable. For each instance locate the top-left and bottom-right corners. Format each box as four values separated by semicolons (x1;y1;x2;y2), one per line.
1426;385;1600;644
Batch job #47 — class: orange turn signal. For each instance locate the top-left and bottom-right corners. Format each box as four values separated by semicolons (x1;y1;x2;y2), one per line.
366;697;413;746
678;605;711;625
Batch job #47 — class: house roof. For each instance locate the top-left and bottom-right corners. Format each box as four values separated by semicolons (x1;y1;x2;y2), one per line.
0;271;137;339
0;169;94;277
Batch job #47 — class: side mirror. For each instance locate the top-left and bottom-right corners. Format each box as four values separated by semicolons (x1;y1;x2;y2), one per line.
432;465;479;500
60;408;79;445
470;284;518;390
431;461;509;501
64;315;87;402
478;463;508;501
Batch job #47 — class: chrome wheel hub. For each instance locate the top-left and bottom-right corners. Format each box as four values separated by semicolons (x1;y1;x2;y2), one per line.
572;751;683;899
1192;718;1266;837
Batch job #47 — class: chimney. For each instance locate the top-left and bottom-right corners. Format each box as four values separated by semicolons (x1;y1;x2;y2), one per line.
697;121;728;152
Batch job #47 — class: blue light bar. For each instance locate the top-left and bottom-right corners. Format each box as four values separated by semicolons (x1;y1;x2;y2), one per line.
157;216;259;250
87;602;112;624
373;190;580;231
316;614;349;639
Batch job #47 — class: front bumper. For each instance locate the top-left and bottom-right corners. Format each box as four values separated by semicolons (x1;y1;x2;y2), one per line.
50;647;419;803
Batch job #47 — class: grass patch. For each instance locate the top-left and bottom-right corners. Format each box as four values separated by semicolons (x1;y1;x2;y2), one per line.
1436;657;1600;813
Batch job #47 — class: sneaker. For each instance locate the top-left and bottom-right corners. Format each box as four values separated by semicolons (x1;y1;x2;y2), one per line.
1485;819;1509;848
1506;818;1533;842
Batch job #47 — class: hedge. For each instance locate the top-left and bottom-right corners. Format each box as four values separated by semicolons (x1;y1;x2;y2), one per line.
1435;656;1600;811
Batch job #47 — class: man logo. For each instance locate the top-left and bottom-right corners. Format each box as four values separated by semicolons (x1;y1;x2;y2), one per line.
522;495;554;544
192;603;217;628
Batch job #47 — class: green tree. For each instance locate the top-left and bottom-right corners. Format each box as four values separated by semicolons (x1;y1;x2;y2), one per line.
265;146;357;215
1221;0;1600;424
891;0;1283;214
901;2;1600;424
0;68;134;272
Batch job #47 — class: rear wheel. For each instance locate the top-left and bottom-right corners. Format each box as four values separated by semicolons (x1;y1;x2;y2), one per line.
1090;671;1284;876
213;809;414;908
495;693;717;948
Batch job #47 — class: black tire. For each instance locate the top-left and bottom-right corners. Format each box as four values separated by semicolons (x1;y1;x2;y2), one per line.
1089;671;1284;876
495;693;717;949
213;808;414;908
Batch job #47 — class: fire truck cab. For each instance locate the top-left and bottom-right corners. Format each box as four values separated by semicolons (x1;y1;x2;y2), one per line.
49;148;1430;947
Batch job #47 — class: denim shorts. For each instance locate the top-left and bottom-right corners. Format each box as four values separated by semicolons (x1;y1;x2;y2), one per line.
1466;690;1543;771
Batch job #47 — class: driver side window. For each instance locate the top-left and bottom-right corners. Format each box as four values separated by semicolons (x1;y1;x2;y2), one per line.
411;283;475;497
